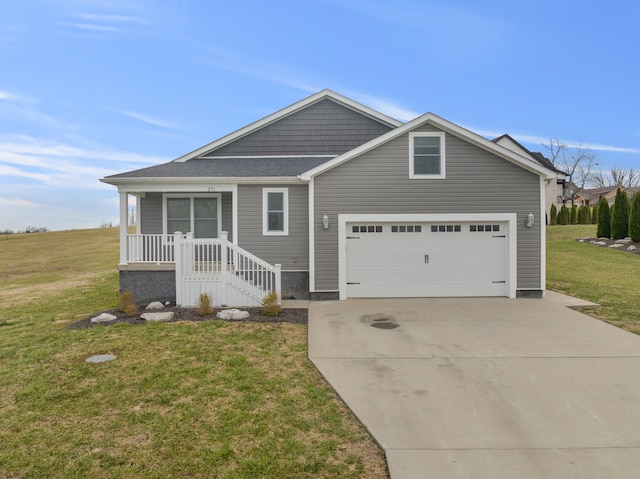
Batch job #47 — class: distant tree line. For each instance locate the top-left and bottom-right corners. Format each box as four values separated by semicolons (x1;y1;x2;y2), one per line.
1;226;49;235
549;188;640;242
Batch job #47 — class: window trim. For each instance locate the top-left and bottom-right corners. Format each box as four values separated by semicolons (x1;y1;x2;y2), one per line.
163;193;221;238
409;131;446;179
263;188;289;236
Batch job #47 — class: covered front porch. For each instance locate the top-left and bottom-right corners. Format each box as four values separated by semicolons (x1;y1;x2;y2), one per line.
115;188;280;307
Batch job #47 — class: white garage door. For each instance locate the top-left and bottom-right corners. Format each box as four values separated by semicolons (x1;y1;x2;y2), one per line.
346;221;509;298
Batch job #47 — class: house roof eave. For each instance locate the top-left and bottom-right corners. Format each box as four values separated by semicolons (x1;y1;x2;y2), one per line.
100;176;306;193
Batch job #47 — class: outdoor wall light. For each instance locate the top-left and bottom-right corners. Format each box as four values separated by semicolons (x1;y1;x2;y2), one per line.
322;214;329;230
526;212;535;228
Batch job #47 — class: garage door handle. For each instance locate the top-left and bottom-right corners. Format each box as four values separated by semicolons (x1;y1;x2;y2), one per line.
424;254;429;264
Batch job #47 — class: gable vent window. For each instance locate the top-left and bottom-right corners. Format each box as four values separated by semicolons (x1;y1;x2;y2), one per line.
470;225;500;232
352;225;383;233
391;225;422;233
430;225;461;233
409;132;446;179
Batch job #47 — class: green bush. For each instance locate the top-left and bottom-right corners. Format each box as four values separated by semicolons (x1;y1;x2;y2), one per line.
611;188;630;239
558;204;570;225
596;196;611;238
630;192;640;242
549;204;557;225
570;205;578;224
591;204;599;224
578;205;591;224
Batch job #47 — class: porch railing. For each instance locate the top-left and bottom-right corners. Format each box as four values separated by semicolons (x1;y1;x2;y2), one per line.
126;234;175;263
124;232;281;306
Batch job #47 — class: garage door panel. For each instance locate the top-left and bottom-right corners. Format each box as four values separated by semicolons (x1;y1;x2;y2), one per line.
346;221;509;298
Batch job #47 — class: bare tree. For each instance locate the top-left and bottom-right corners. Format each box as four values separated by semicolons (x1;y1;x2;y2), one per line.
587;167;640;188
543;139;597;205
128;205;137;227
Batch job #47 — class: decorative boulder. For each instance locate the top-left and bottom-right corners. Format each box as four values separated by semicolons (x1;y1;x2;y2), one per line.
146;301;165;310
628;245;638;251
142;312;175;322
91;313;117;323
217;309;250;320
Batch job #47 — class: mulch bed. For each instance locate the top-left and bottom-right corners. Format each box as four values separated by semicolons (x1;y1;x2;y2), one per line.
578;237;640;254
69;306;308;329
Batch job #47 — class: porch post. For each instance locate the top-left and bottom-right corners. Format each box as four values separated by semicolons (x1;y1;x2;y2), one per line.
119;192;128;265
174;232;183;306
274;264;282;304
220;231;228;306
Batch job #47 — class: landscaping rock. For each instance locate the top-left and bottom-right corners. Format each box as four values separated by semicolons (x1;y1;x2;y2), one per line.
217;309;250;320
85;354;116;363
616;238;632;244
608;243;624;248
141;312;175;322
628;245;638;251
91;313;117;323
146;301;165;310
594;241;608;246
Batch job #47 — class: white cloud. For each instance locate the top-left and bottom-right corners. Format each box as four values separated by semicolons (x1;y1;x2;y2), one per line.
0;197;36;207
60;22;118;32
115;109;180;129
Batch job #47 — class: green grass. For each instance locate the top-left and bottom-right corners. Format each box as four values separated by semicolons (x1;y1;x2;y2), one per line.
0;228;387;478
546;225;640;333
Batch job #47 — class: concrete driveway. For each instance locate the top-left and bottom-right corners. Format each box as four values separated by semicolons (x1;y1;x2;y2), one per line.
308;293;640;479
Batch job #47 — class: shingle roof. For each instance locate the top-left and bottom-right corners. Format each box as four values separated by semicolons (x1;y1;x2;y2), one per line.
491;134;566;175
104;156;334;179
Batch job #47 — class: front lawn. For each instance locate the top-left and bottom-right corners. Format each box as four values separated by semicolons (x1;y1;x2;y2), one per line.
546;225;640;334
0;228;387;478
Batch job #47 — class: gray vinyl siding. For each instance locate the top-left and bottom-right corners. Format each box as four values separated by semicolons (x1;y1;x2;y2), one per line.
237;184;309;271
313;124;542;291
140;193;163;234
206;99;393;157
139;192;233;240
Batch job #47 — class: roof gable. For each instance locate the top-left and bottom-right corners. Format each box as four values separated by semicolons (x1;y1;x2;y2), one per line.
175;90;402;162
300;113;562;181
492;134;564;174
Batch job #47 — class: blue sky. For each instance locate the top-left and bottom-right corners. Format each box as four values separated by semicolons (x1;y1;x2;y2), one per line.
1;0;639;231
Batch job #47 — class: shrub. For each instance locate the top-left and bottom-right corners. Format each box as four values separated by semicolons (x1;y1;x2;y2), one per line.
549;204;557;225
123;303;139;317
261;291;282;317
629;191;640;242
197;292;213;316
570;204;578;224
558;204;570;225
578;205;591;224
611;188;630;239
119;289;138;316
591;204;599;224
596;196;611;238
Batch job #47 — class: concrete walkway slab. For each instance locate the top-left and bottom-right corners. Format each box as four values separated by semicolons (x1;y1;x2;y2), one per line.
309;296;640;479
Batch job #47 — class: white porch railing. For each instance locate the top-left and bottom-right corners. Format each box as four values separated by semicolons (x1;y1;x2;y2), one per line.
124;232;281;307
126;234;175;263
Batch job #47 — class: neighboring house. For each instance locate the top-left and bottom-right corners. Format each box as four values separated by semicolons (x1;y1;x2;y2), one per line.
492;134;567;223
101;90;563;306
575;186;639;207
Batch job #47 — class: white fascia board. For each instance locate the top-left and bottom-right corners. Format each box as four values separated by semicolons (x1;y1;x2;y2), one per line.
100;176;305;194
299;113;558;181
173;89;403;163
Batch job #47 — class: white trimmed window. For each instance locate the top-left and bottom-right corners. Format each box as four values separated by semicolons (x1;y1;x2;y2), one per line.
164;194;220;238
409;132;446;179
263;188;288;235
